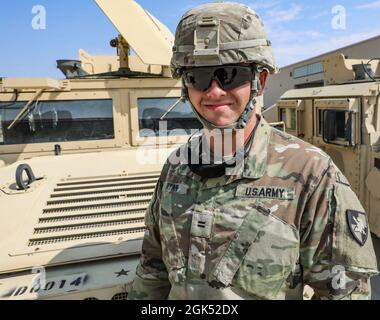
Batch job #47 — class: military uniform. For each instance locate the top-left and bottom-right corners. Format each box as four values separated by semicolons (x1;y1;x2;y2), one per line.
128;1;378;299
128;118;378;300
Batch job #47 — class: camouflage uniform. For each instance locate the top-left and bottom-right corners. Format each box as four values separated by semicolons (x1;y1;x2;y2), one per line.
128;118;378;300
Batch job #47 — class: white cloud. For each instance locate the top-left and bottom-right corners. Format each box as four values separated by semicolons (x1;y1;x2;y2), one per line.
311;10;330;19
265;3;302;23
273;30;380;67
355;1;380;9
250;0;281;11
180;4;196;13
270;29;324;43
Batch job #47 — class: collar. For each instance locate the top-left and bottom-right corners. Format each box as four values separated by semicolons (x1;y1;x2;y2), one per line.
174;117;272;188
242;117;271;179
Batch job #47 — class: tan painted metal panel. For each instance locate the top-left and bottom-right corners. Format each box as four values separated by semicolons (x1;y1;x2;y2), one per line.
281;82;379;99
366;167;380;237
3;239;144;274
29;221;146;240
95;0;174;66
0;255;139;300
0;150;173;272
2;78;69;90
314;98;359;111
39;204;149;220
35;213;146;230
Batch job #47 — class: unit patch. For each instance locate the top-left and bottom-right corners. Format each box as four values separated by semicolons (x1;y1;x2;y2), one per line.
236;185;295;200
346;210;368;246
163;182;189;194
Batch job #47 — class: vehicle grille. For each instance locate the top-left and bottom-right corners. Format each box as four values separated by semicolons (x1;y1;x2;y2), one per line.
82;292;128;300
111;292;128;300
28;173;159;247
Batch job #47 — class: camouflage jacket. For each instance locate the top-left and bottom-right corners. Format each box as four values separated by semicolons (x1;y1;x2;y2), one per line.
128;118;378;300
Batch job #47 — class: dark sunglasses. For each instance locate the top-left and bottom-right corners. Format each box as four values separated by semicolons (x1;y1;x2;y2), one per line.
183;65;254;91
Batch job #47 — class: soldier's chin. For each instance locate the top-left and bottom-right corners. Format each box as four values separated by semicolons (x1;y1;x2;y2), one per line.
202;115;237;129
210;119;236;129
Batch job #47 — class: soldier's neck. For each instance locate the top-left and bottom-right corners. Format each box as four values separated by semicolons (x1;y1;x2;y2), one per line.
205;112;258;157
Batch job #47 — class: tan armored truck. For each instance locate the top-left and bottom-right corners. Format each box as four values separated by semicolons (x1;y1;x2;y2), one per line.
263;54;380;299
0;0;201;300
0;0;189;167
263;54;380;239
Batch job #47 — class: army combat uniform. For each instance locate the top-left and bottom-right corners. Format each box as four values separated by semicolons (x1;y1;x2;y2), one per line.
128;118;378;300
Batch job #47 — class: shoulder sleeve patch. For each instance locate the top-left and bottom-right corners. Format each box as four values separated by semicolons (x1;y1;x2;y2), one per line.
346;210;369;246
331;183;378;271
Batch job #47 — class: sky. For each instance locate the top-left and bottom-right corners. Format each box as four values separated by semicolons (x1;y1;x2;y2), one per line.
1;0;380;78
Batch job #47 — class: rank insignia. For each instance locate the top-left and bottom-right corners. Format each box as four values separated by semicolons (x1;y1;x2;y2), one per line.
346;210;368;246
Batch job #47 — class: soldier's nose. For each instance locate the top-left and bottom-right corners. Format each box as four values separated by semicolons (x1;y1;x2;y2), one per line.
205;80;226;98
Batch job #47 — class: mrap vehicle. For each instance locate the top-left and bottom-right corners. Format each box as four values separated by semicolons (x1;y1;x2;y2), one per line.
263;53;380;299
0;0;201;300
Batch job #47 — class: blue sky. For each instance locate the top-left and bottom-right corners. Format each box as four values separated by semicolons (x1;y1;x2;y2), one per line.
1;0;380;78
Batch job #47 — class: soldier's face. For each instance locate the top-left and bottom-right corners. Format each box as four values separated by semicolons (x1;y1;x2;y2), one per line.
187;71;268;127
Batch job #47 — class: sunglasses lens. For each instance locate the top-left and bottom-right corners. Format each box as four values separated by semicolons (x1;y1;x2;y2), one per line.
183;66;253;91
183;69;210;91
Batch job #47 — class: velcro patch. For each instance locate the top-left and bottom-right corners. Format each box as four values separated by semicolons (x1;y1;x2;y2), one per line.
347;209;368;246
163;182;189;195
190;212;214;239
236;185;295;200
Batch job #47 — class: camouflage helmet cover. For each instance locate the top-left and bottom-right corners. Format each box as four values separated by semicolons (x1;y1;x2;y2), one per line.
171;2;277;78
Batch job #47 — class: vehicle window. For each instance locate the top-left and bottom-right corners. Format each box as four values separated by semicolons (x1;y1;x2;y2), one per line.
325;110;352;140
375;158;380;170
293;62;323;79
335;111;348;139
0;99;114;145
280;108;296;130
137;97;201;137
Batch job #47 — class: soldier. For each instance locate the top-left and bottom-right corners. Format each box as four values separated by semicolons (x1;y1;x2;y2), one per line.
128;2;378;299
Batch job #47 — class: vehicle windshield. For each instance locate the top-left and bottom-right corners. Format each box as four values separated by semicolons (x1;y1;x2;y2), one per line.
137;97;201;137
0;99;114;145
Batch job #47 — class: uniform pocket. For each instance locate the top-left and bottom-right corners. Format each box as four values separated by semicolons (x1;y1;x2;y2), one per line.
232;213;299;299
161;181;195;217
158;180;195;279
158;212;182;265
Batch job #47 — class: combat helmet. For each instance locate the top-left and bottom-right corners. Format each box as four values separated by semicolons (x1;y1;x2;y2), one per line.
171;2;277;130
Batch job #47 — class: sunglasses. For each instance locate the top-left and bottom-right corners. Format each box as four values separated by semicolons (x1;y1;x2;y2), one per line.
183;65;254;91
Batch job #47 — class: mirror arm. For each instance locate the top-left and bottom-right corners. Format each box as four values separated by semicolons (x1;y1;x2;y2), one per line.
7;88;44;131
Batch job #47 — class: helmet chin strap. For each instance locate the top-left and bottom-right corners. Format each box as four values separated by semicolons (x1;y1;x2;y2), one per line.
182;70;261;131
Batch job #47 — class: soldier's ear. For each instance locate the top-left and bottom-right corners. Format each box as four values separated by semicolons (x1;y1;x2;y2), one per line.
258;70;269;96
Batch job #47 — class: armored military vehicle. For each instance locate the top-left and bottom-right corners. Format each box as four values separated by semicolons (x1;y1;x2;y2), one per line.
263;53;380;238
0;0;201;299
263;54;380;299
